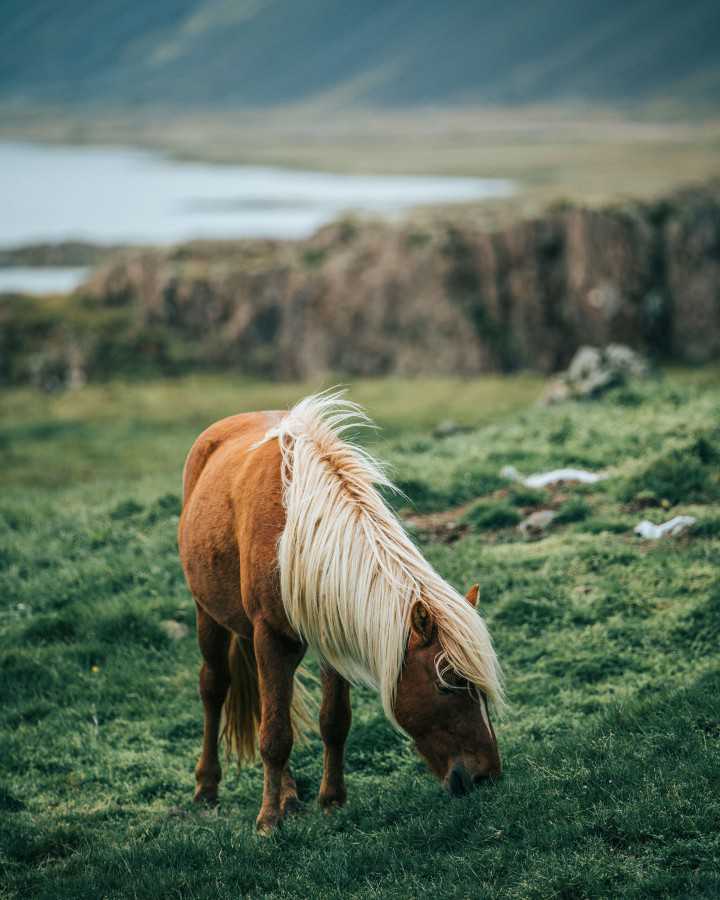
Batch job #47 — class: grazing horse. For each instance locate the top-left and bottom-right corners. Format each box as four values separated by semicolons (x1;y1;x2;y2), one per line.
179;392;503;833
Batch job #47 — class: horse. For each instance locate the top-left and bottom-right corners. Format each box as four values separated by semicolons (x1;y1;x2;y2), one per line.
178;391;503;833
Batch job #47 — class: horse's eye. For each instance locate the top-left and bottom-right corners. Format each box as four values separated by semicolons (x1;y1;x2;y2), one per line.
437;675;468;695
438;683;457;695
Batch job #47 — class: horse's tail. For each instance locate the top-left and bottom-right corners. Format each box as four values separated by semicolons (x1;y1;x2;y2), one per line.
221;634;315;764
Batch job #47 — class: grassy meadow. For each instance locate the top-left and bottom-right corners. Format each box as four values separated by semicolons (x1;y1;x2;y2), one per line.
1;369;719;899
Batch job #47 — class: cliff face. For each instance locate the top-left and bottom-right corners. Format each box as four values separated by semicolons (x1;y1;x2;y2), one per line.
3;184;719;387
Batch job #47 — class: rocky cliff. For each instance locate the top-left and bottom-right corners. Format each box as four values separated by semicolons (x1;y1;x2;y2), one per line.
3;183;719;387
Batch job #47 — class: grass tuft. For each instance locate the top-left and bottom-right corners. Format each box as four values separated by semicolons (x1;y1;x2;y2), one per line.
462;500;521;531
555;497;592;524
618;431;720;505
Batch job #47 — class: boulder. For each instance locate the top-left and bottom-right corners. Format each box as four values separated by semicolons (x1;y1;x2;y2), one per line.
160;619;190;641
518;510;557;540
433;419;466;439
544;343;649;403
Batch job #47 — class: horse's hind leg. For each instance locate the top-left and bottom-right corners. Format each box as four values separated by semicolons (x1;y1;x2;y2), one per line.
193;603;230;806
280;765;301;817
318;667;351;811
254;621;304;834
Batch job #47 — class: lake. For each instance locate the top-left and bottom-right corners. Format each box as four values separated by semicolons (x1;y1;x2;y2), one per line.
0;141;513;293
0;267;91;295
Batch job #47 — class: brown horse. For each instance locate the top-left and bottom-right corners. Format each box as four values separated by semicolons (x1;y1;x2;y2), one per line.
179;392;503;833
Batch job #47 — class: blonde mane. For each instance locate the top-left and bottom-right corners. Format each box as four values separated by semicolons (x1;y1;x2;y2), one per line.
259;390;503;726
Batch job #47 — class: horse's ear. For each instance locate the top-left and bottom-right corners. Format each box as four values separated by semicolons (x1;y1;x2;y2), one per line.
410;601;435;645
465;583;480;608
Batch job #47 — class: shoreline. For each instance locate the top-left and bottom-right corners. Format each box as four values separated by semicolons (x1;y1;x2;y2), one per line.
1;104;718;207
0;137;517;266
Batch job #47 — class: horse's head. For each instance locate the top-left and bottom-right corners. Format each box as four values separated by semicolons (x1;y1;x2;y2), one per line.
393;584;501;796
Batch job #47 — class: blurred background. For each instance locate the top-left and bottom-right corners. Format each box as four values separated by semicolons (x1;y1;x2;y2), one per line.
3;6;720;897
1;0;719;386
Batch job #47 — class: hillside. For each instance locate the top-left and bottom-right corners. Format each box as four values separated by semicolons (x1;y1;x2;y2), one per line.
2;0;720;110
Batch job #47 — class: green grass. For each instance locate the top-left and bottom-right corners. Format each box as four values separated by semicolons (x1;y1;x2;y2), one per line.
462;500;522;531
1;369;719;899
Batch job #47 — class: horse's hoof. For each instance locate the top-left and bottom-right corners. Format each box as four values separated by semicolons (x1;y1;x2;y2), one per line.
318;791;346;813
193;788;219;807
281;795;303;817
256;813;281;835
322;802;341;816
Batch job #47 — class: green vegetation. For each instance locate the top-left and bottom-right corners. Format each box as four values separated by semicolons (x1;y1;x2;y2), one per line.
507;485;547;508
1;369;719;899
555;497;592;524
618;433;720;506
462;500;521;531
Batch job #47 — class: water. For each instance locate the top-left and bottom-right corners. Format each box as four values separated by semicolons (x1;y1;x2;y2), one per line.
0;267;90;295
0;140;513;293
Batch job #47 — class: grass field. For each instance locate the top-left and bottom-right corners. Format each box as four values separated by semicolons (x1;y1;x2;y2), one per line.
1;370;719;899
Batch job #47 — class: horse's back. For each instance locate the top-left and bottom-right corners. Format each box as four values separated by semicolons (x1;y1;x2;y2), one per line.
179;410;287;633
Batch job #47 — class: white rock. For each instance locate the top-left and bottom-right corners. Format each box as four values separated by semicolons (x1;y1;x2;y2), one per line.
160;619;190;640
518;510;557;539
633;516;697;540
500;465;522;482
524;468;607;488
501;466;607;488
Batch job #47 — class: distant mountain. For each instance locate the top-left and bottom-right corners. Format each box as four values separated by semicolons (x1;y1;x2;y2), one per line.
2;0;719;109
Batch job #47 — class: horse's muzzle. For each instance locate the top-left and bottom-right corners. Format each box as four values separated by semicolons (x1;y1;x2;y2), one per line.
445;756;501;796
446;762;474;797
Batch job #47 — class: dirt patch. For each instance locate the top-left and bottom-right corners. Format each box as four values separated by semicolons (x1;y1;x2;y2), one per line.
403;486;577;542
403;498;477;543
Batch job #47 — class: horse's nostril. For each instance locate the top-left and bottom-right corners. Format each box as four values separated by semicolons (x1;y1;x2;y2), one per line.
448;764;473;797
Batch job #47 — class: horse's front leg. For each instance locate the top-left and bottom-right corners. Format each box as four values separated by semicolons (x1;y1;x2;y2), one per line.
254;621;304;834
318;666;351;811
